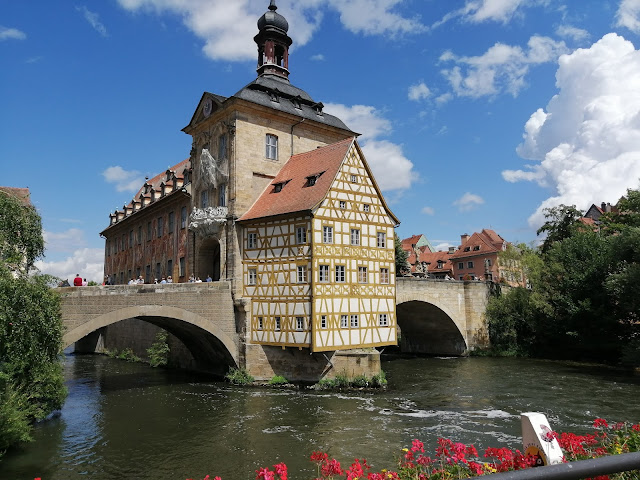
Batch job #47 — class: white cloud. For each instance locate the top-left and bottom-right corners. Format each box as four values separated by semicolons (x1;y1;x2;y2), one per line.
435;92;453;105
433;0;547;28
76;6;108;37
0;26;26;41
116;0;423;62
421;206;435;215
102;166;143;192
556;25;590;42
310;53;325;61
44;228;87;253
453;192;485;211
35;248;104;284
617;0;640;33
324;103;417;191
441;35;567;98
504;33;640;228
432;241;454;252
408;82;431;101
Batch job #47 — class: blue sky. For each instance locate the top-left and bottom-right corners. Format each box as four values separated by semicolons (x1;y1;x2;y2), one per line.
2;0;640;282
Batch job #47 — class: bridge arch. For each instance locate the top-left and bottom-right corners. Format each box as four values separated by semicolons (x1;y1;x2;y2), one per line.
63;305;239;369
396;299;468;356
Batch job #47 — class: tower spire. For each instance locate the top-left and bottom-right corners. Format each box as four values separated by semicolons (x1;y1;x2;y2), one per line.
255;0;292;80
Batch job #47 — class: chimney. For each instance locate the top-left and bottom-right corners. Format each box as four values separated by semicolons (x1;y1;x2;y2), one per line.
605;203;612;213
461;233;470;244
448;246;455;254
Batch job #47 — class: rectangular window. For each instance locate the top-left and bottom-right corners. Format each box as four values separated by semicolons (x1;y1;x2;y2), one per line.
323;226;333;244
363;204;370;213
377;231;386;248
179;257;185;277
350;228;360;246
379;314;389;327
155;262;161;281
296;226;307;244
339;200;346;209
319;264;329;283
350;314;359;328
120;272;124;284
468;261;474;269
248;232;257;249
147;222;152;241
129;230;134;248
486;259;492;267
275;316;281;331
296;317;304;331
218;134;227;160
266;134;278;160
146;265;151;282
181;206;187;229
219;184;226;207
248;268;257;285
121;234;125;251
138;226;142;245
128;269;132;281
358;266;368;283
350;174;358;183
335;265;345;283
258;317;263;330
167;259;173;278
380;268;389;284
297;265;307;283
458;262;464;270
168;211;175;233
340;315;348;328
321;315;327;329
201;190;208;208
157;217;164;237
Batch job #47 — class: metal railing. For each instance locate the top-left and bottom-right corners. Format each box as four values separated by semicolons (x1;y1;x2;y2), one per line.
485;451;640;479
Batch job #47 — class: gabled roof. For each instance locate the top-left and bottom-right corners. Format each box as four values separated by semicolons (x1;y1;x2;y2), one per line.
239;138;355;222
0;187;31;206
450;229;505;259
402;234;423;251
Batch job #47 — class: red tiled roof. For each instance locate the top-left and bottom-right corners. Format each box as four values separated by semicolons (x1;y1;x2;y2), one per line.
401;234;423;251
0;187;31;206
450;229;505;259
239;138;355;222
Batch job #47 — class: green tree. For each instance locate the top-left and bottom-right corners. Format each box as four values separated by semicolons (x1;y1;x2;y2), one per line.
536;204;583;253
0;193;66;455
394;234;409;276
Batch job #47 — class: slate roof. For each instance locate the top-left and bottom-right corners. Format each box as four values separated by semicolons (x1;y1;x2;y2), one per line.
239;137;355;222
232;74;355;133
0;187;31;206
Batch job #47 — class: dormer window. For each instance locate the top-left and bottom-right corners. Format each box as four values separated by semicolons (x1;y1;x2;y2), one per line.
291;97;302;110
305;171;324;187
464;246;471;252
473;245;480;251
272;180;290;193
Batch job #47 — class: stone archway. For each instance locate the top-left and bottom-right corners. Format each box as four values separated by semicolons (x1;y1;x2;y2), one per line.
197;237;221;281
396;300;468;355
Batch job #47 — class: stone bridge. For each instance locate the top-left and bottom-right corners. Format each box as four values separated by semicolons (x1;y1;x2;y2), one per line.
59;278;490;376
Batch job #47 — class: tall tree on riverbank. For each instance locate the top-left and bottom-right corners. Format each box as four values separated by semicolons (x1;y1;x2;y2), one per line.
0;191;66;456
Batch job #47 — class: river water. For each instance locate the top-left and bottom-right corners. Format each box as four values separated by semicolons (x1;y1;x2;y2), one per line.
2;354;640;480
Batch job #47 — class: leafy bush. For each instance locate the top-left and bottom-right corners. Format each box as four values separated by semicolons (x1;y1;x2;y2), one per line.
352;374;369;388
268;375;288;385
147;331;170;367
117;348;141;363
371;370;387;387
225;367;254;385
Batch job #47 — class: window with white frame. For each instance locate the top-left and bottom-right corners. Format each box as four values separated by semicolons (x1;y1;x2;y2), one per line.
258;317;263;330
380;268;389;284
350;174;358;183
340;315;348;328
319;265;329;283
323;226;333;243
248;232;257;249
296;317;304;331
350;314;359;328
377;231;386;248
248;268;257;285
458;262;464;270
468;261;474;269
297;265;307;283
296;226;307;244
350;228;360;246
275;317;281;331
321;315;327;329
358;266;368;283
379;314;389;327
266;134;278;159
335;265;345;282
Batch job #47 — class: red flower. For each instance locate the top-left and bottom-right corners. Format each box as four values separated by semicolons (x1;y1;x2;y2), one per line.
633;424;640;432
273;463;287;480
593;418;609;429
321;458;343;477
256;467;275;480
310;451;328;464
411;439;424;453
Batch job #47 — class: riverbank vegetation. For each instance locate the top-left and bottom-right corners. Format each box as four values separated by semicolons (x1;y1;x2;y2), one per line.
0;191;66;456
185;419;639;480
485;186;640;365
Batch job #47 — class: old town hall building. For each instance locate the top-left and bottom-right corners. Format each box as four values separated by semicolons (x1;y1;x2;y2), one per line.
101;1;399;356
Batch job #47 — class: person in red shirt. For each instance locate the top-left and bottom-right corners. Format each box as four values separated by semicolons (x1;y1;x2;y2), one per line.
73;274;83;287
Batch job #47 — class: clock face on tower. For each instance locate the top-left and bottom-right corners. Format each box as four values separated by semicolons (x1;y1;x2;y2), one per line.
203;98;213;117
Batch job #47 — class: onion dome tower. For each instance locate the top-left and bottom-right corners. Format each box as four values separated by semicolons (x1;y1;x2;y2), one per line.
255;0;293;80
